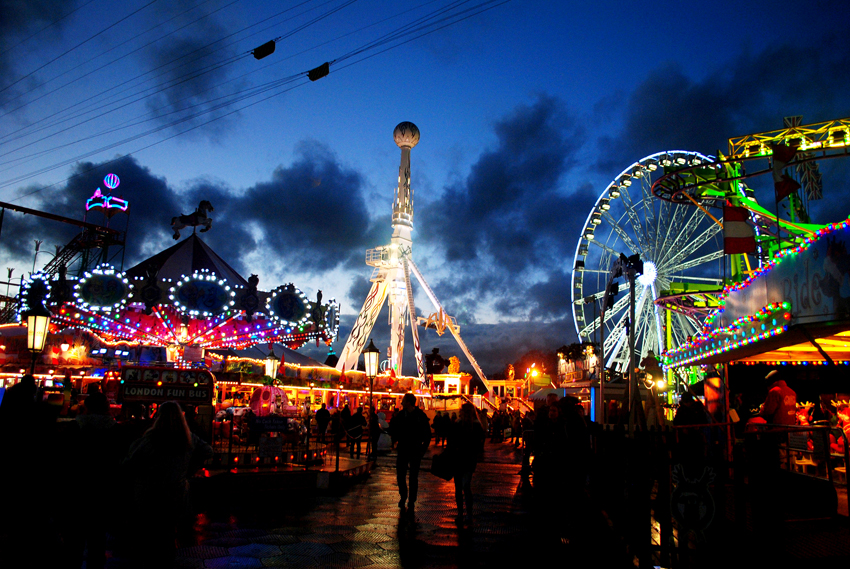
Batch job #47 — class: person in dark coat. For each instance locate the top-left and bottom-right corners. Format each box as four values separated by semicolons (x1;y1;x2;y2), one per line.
347;406;366;457
389;393;432;512
446;402;485;526
315;403;331;443
122;401;212;565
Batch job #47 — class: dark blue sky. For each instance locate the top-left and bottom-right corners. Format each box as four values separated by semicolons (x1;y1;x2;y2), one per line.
1;0;849;374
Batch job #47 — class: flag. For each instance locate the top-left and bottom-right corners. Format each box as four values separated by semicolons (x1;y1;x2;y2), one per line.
771;142;798;181
774;174;801;202
723;203;756;254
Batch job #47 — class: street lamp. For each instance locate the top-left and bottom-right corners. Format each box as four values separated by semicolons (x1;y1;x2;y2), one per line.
362;339;380;459
24;302;51;375
264;346;280;380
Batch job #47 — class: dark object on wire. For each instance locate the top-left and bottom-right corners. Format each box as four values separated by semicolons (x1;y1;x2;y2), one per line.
308;62;330;81
253;40;276;60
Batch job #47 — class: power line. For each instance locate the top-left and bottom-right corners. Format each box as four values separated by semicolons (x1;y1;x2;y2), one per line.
0;0;161;97
0;0;513;199
0;0;358;167
0;0;100;58
0;0;230;121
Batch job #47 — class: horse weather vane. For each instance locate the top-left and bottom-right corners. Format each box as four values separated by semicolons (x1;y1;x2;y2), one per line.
171;200;214;239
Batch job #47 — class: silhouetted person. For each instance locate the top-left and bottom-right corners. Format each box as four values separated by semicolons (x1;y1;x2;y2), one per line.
389;393;432;513
316;403;331;443
348;406;366;457
122;401;212;565
447;403;485;526
68;391;116;569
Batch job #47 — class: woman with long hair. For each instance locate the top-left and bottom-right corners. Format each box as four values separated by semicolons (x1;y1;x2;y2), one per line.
123;401;212;564
447;402;485;526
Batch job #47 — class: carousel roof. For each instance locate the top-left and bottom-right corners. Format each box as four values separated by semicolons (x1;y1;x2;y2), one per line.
126;234;248;287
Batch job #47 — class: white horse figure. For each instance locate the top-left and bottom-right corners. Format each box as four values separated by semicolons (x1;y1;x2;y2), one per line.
171;200;214;239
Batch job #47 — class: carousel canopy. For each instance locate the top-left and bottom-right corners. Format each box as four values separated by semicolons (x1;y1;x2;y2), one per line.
126;234;248;287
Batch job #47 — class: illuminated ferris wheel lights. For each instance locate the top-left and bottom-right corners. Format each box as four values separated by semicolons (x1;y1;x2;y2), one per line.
637;261;657;287
609;188;620;198
600;199;610;210
621;178;632;187
647;163;658;171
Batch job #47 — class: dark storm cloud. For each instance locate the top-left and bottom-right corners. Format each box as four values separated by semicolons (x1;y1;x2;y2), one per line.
0;156;180;272
418;96;588;320
141;3;244;135
1;142;377;282
0;0;76;109
596;32;850;173
202;140;377;276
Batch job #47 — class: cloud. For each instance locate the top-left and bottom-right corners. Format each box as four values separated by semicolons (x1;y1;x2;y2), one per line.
595;32;850;173
417;94;585;320
0;142;378;288
191;140;377;277
0;0;75;109
140;2;245;137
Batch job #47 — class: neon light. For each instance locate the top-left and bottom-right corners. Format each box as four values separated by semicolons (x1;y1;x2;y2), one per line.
86;188;129;212
104;173;120;190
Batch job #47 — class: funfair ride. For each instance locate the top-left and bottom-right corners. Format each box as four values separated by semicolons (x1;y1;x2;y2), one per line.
571;151;759;376
652;116;850;368
336;122;491;393
16;181;340;362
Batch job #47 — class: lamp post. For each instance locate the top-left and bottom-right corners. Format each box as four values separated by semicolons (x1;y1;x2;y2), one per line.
264;346;280;380
24;302;51;375
362;339;380;460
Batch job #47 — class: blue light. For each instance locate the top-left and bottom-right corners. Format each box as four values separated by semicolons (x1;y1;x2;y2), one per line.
590;387;596;422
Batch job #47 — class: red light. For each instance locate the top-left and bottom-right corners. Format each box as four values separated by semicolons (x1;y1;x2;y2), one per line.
783;312;791;320
157;381;163;386
233;456;239;463
255;456;260;462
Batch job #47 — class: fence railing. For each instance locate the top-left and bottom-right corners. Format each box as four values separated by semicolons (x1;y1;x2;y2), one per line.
585;423;849;567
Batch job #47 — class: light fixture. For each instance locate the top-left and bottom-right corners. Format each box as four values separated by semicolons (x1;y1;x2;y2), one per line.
60;342;70;352
264;346;280;379
24;302;51;374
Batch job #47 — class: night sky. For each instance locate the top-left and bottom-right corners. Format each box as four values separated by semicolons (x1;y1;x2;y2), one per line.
1;0;849;376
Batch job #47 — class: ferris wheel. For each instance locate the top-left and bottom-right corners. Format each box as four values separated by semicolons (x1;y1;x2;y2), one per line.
571;151;756;374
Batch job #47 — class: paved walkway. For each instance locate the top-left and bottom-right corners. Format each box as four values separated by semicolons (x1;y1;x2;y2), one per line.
104;441;626;568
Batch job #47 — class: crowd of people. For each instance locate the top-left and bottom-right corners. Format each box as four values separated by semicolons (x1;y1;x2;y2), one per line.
0;376;212;568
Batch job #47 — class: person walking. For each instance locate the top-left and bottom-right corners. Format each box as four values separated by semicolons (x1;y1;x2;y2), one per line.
389;393;432;513
122;401;212;565
347;406;366;458
315;403;331;443
446;402;485;526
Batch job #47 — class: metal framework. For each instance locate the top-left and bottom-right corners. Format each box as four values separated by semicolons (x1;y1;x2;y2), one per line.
572;151;745;374
336;124;491;391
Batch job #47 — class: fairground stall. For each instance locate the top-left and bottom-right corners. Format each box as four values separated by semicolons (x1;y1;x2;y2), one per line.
663;216;850;501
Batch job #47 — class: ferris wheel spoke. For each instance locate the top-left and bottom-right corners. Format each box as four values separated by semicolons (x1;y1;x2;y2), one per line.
662;250;725;274
650;283;665;351
656;203;687;262
639;178;659;258
661;222;723;269
658;206;714;267
590;238;623;258
578;290;635;339
601;210;641;254
618;190;653;254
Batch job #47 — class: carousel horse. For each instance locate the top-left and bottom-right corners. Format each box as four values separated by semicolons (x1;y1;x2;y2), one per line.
171;200;214;239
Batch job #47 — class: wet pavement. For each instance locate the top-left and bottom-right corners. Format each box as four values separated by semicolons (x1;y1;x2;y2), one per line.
104;441;627;568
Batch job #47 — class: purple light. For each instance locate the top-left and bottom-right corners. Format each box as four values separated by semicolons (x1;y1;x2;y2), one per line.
104;173;120;190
